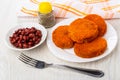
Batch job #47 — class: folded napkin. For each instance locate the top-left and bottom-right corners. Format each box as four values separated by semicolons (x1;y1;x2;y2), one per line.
17;0;120;19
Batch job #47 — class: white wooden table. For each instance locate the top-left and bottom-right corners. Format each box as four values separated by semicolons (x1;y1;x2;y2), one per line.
0;0;120;80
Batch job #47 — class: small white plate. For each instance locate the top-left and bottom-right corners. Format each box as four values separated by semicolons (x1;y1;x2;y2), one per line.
5;22;47;51
47;18;118;62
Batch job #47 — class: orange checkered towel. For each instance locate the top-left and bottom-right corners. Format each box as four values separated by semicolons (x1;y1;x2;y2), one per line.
17;0;120;19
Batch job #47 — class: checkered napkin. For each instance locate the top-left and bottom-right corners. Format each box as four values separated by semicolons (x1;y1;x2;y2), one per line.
17;0;120;19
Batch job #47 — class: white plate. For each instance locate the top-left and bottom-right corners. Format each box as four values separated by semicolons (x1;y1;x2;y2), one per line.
47;18;118;62
5;22;47;51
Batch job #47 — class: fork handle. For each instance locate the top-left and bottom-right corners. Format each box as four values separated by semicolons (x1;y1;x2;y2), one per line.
53;65;104;77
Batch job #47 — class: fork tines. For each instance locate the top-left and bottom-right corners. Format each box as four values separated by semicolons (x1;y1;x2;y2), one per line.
19;53;37;67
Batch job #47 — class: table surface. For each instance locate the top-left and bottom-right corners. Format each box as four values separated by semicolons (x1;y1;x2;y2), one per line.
0;0;120;80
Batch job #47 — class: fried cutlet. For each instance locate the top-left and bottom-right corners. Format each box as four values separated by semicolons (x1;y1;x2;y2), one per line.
84;14;107;36
52;25;74;49
68;18;99;43
74;37;107;58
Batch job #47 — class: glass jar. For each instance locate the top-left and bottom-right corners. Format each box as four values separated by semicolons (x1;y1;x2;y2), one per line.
38;11;56;28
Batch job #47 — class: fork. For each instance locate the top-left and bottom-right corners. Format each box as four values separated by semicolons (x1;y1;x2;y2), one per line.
19;53;104;78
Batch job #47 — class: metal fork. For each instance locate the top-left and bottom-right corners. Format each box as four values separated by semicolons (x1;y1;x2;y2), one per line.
19;53;104;78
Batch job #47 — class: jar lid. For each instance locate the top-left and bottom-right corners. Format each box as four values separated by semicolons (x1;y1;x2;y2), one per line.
38;2;52;14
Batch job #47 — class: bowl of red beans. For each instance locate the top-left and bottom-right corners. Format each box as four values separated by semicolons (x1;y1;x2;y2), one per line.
5;22;47;51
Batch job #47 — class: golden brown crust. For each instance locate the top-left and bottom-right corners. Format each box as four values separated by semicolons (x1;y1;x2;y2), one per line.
74;37;107;58
52;25;74;49
68;18;99;43
84;14;107;37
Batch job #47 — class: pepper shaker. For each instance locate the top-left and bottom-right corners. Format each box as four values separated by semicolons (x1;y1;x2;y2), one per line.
38;2;56;28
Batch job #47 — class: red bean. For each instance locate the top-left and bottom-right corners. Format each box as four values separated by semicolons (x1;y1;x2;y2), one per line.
23;36;27;41
29;33;34;38
32;37;36;42
19;35;23;40
18;43;22;48
9;27;42;49
28;42;33;45
14;43;19;47
23;43;28;48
